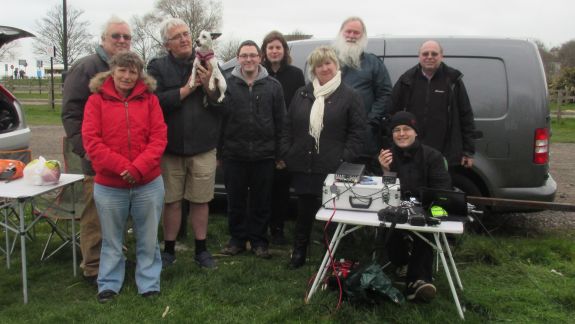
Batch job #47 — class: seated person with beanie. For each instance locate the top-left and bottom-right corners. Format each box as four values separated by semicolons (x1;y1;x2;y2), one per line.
378;111;452;302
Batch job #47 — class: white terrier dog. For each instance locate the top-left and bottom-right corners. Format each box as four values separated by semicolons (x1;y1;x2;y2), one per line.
189;30;226;103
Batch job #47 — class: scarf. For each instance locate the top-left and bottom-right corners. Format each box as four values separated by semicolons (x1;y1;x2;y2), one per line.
309;71;341;153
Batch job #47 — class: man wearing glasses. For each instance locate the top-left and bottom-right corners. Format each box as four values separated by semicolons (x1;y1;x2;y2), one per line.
219;40;285;259
147;18;222;269
391;40;475;170
62;16;132;286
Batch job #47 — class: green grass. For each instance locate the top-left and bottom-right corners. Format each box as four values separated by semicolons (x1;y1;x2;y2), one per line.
1;209;574;323
550;102;575;112
551;118;575;143
23;105;63;126
16;93;62;100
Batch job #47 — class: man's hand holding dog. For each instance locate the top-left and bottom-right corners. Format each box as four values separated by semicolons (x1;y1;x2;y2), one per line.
183;64;219;101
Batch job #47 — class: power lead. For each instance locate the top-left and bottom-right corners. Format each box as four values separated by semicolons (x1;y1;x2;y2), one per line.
330;183;339;198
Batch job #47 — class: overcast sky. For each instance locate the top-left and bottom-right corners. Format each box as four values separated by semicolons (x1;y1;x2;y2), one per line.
2;0;574;70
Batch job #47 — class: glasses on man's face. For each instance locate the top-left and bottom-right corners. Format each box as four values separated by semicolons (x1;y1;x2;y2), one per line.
168;31;191;42
110;33;132;41
239;53;259;59
421;51;439;57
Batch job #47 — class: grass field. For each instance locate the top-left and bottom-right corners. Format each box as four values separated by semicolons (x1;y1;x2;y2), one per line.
1;208;574;323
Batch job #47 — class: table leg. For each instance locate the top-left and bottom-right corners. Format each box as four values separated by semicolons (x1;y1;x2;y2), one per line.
71;183;77;277
434;233;463;319
441;232;463;290
4;207;10;268
305;222;345;303
18;199;28;304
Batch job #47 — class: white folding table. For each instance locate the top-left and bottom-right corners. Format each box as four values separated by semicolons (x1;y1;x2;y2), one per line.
306;208;466;319
0;173;84;303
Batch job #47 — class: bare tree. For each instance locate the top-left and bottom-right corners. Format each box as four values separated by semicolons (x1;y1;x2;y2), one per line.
216;37;241;62
0;41;19;61
558;40;575;69
155;0;223;39
131;14;165;64
534;40;558;82
32;3;92;65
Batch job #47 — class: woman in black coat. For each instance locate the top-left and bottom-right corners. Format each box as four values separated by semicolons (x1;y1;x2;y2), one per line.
280;46;366;268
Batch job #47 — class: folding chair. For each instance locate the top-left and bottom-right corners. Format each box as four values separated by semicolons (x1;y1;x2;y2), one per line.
36;137;84;261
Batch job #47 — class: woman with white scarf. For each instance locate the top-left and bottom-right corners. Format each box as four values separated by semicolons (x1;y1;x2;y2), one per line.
279;46;366;269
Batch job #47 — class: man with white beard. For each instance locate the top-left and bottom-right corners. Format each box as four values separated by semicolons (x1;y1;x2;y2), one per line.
334;17;392;168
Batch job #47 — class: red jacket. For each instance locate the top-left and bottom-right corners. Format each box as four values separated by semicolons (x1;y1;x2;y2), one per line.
82;72;167;188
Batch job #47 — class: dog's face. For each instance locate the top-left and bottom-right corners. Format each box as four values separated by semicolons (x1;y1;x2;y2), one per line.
196;30;214;51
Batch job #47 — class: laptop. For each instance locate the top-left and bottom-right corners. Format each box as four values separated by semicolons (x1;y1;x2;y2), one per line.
419;188;468;220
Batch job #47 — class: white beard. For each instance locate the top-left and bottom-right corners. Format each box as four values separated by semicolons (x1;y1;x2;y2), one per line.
334;35;368;69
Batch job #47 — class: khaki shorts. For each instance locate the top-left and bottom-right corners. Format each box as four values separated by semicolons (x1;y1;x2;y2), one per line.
161;149;217;204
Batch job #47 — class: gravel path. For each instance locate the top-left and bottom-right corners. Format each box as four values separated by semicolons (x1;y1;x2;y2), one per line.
29;125;575;232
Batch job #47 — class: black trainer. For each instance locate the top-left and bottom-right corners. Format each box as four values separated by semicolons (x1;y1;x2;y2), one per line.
97;290;117;304
406;280;436;302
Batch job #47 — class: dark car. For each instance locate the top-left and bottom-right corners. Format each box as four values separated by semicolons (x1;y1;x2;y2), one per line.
220;36;556;205
0;26;34;160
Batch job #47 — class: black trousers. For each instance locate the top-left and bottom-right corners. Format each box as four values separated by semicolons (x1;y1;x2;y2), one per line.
223;159;274;248
293;194;321;247
269;168;291;235
387;229;434;283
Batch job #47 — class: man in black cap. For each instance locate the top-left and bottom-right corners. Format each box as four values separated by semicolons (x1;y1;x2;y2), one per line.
378;111;452;302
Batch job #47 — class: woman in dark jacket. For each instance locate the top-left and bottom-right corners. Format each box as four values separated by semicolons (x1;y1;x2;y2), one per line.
280;46;366;268
261;31;306;245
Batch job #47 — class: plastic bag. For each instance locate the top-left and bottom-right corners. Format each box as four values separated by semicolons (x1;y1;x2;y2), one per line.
23;156;61;185
0;159;25;181
344;262;405;305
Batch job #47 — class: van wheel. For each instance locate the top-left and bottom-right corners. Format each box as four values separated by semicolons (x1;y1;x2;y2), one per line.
450;172;490;232
451;172;481;197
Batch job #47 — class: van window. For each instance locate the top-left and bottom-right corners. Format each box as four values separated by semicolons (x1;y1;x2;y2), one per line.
383;57;508;119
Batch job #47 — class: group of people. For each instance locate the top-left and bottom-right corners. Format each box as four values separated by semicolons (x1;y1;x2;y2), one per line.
61;14;475;304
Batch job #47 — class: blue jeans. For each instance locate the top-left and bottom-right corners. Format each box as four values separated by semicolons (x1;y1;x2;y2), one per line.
94;176;164;294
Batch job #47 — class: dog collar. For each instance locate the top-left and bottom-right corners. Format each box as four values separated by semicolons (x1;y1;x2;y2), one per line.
196;51;215;61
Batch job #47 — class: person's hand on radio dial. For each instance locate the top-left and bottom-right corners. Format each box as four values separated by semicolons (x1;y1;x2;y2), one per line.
378;149;393;172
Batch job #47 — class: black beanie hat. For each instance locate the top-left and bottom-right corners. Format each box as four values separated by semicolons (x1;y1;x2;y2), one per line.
390;111;419;134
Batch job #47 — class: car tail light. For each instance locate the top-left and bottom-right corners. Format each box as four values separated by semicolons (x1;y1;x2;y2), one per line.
533;128;549;164
0;85;16;102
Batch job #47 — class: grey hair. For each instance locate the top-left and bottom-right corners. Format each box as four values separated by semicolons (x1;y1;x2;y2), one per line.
159;18;189;45
100;15;131;41
306;46;340;81
339;16;367;35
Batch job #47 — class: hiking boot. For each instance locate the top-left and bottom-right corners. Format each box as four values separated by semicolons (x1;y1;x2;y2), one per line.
161;252;176;268
83;274;98;287
220;244;245;256
406;280;436;302
288;246;307;269
252;246;272;259
97;290;117;304
194;251;217;269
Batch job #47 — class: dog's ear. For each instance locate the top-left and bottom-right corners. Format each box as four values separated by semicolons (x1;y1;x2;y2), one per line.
210;32;222;40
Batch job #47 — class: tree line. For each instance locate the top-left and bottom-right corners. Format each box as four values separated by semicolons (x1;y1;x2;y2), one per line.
537;40;575;90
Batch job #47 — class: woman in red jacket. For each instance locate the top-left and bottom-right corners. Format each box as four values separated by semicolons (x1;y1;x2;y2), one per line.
82;52;167;303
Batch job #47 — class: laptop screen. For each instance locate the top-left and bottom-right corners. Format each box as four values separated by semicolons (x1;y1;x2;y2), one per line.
419;188;468;216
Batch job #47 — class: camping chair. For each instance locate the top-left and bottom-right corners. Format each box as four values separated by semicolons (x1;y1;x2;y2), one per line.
37;137;84;261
